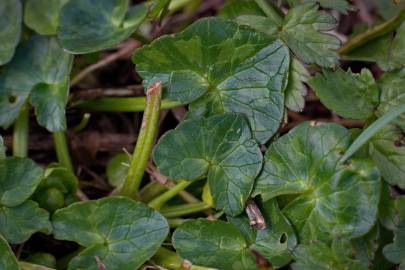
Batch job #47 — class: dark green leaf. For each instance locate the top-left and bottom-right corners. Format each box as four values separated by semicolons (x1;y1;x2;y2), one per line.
0;35;73;132
172;219;257;270
153;113;262;216
58;0;147;53
0;200;52;244
53;197;169;270
0;235;19;270
309;68;379;119
254;122;381;241
134;17;290;143
285;59;309;112
287;0;356;14
292;241;368;270
0;0;22;65
24;0;68;35
281;3;340;67
106;153;129;188
220;0;264;18
376;68;405;130
383;217;405;268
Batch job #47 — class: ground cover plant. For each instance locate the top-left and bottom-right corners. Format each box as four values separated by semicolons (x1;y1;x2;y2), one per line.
0;0;404;269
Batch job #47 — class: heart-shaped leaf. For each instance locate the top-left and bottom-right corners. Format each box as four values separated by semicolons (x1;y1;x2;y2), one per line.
173;219;257;270
134;17;290;143
309;68;379;120
24;0;68;35
58;0;147;53
253;122;381;241
0;0;22;65
53;197;169;270
0;35;73;132
0;235;19;270
153;113;262;216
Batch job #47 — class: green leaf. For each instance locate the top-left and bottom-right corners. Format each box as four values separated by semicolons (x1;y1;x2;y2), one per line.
0;0;22;65
0;235;19;270
153;113;262;216
172;219;257;270
0;157;43;207
292;241;368;270
0;200;52;244
376;68;405;130
220;0;264;18
287;0;356;14
148;0;172;19
58;0;147;53
383;218;405;268
53;197;169;270
285;59;309;112
234;15;279;37
370;124;405;188
281;3;340;67
0;35;73;132
24;0;68;35
368;0;405;20
106;153;129;188
253;122;381;241
134;17;290;143
309;68;379;119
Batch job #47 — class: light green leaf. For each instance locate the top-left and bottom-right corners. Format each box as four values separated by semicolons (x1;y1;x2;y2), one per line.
153;113;262;216
285;59;309;112
287;0;356;14
0;235;19;270
0;35;73;132
292;241;368;270
309;68;379;119
376;68;405;130
0;200;52;244
370;124;405;188
253;122;381;241
58;0;147;53
281;3;341;67
0;157;43;207
53;197;169;270
0;0;22;65
134;17;290;143
148;0;171;19
24;0;68;35
106;153;129;188
172;219;257;270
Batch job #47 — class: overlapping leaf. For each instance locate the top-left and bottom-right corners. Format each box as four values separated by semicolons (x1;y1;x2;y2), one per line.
153;113;262;216
0;35;73;132
309;68;379;119
0;235;19;270
286;0;356;14
53;197;169;270
24;0;68;35
58;0;147;53
285;59;309;112
253;122;381;241
134;17;290;143
0;0;22;65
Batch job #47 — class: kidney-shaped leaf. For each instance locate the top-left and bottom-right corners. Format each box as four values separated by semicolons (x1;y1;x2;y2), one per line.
0;35;73;132
53;197;169;270
254;122;381;241
0;235;19;270
153;113;262;216
58;0;147;53
134;17;290;143
0;0;22;65
173;219;257;270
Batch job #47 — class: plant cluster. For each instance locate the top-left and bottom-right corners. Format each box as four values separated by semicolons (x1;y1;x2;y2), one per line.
0;0;404;269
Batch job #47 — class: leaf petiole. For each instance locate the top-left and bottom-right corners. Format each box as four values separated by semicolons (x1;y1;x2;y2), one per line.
152;247;215;270
148;180;193;210
12;102;29;158
160;202;210;218
53;131;74;172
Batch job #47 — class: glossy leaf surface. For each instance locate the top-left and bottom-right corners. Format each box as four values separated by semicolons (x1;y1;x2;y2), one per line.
153;113;262;216
0;35;73;132
254;122;381;241
0;0;21;65
58;0;147;53
134;17;290;143
53;197;169;270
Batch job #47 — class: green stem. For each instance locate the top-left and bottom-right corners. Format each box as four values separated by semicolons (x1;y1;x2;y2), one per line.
74;97;180;112
139;181;167;202
53;132;74;172
161;202;210;218
148;180;192;210
339;8;405;55
152;247;214;270
167;218;187;228
254;0;284;26
13;102;29;158
119;82;162;198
